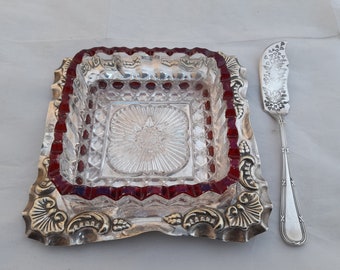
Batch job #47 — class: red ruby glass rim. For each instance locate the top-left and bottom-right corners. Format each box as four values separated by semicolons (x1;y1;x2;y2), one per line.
48;47;240;201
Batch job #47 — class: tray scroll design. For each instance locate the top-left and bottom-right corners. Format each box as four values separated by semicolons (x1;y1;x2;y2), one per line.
23;51;271;245
161;54;270;240
163;141;266;239
22;61;131;245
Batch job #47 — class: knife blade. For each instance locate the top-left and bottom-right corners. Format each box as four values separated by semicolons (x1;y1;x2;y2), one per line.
259;41;307;246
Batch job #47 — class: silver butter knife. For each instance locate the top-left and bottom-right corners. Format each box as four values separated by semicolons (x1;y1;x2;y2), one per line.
259;41;307;246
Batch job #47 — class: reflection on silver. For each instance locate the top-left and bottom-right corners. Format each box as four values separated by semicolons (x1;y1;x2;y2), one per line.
22;48;272;246
260;41;307;246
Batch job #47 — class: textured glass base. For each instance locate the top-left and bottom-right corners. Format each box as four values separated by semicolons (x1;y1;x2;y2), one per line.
108;104;190;177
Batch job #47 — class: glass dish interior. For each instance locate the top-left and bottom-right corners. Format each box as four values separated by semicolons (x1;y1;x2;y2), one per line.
59;51;229;189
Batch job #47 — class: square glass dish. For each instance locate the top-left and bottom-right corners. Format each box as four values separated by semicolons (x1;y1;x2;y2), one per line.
23;47;272;246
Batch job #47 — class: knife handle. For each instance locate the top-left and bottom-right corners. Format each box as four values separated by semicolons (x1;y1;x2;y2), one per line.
278;115;307;246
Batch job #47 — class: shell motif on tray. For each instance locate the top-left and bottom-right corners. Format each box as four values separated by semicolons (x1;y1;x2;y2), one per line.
23;47;272;246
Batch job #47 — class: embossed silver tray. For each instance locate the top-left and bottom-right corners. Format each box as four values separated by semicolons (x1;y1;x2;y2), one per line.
23;47;272;246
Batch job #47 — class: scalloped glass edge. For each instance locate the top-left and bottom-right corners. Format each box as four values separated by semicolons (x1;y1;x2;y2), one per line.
22;47;272;246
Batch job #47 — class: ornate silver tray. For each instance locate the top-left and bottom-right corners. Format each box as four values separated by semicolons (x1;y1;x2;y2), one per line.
23;47;272;246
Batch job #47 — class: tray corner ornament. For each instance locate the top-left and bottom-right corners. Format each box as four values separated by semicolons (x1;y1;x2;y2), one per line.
23;47;272;246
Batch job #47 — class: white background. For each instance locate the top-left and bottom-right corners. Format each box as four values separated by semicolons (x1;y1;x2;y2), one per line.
1;0;340;269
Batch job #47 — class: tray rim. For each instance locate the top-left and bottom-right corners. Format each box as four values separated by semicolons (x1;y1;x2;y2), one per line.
22;47;272;246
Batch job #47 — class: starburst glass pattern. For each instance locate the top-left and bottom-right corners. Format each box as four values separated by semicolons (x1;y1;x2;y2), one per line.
108;105;189;175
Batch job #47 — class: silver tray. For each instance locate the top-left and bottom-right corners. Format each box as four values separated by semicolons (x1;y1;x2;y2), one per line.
23;47;272;246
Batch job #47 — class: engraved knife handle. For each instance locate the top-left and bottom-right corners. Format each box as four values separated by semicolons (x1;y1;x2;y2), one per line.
277;115;307;246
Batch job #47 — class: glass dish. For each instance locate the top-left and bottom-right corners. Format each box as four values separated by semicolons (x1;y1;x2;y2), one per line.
23;47;272;246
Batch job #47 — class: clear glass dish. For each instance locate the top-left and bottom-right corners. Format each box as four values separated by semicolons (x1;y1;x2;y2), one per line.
23;47;272;246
